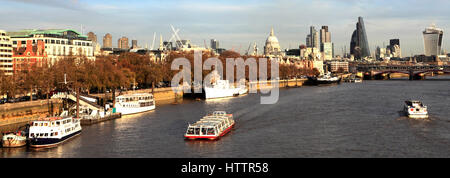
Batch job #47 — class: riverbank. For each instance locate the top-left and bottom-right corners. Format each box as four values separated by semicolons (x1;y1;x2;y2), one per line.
0;99;62;127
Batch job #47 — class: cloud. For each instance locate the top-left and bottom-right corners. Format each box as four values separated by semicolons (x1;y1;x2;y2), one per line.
3;0;86;11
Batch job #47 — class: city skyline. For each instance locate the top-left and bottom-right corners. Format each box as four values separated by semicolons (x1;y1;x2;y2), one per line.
1;0;449;56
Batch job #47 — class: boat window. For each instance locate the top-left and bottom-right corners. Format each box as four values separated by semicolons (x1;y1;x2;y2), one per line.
39;133;44;137
207;128;215;135
30;133;34;137
34;122;38;126
201;128;207;135
56;121;60;125
44;133;48;137
50;133;54;136
44;123;48;126
55;132;58;136
194;128;200;135
187;128;194;134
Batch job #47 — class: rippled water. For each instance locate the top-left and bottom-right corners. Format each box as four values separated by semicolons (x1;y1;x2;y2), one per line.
1;76;449;158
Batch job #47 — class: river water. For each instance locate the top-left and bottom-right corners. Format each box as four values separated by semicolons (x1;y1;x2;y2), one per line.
1;76;449;158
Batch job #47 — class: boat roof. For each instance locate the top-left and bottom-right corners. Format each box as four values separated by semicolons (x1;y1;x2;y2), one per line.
35;117;71;121
117;93;153;98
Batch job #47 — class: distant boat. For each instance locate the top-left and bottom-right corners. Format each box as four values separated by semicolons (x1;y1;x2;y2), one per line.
308;72;341;85
28;117;82;148
204;80;241;99
404;100;428;119
114;93;155;115
184;111;235;140
2;132;27;148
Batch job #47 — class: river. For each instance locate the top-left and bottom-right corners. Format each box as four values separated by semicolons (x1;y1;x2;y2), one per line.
1;76;449;158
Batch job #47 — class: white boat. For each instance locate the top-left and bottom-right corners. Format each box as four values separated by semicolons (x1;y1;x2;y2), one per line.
2;132;27;148
204;80;240;99
114;93;155;115
316;72;341;84
404;100;428;119
28;117;82;148
308;72;341;85
184;111;235;140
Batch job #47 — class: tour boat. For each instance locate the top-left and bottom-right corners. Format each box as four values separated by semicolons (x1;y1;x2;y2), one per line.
184;111;235;140
404;100;428;119
308;72;341;85
28;117;82;148
204;80;241;99
114;93;155;115
2;131;27;148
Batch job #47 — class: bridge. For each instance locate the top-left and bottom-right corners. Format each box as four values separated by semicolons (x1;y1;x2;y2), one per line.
356;64;450;80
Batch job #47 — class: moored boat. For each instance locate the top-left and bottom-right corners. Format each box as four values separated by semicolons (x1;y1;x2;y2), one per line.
114;93;155;115
205;80;240;99
184;111;235;140
2;132;27;148
28;117;82;148
308;72;341;85
404;100;428;119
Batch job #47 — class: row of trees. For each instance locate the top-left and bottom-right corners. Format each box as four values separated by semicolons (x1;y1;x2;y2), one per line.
0;51;320;100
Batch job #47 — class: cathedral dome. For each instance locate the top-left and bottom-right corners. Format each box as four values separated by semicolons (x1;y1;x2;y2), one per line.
265;28;279;44
264;27;281;56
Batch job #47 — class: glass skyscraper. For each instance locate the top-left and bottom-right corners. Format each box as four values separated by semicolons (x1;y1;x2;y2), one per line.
350;17;370;60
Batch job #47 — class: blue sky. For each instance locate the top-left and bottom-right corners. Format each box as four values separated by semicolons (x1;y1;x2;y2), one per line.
1;0;449;56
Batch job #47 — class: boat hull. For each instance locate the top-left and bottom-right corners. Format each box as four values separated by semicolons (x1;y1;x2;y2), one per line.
307;77;341;85
116;105;155;115
204;87;235;99
407;114;429;119
29;130;81;148
2;137;27;148
185;123;234;140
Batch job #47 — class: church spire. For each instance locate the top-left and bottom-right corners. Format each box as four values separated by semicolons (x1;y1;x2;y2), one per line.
270;27;274;36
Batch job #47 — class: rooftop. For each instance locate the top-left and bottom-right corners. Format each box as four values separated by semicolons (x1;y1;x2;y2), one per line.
7;29;88;38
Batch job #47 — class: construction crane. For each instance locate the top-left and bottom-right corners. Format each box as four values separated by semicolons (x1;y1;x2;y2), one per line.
245;43;252;55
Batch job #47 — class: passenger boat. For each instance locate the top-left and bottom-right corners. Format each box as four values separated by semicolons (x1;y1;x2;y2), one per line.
204;80;241;99
307;72;341;85
184;111;235;140
114;93;155;115
404;100;429;119
28;117;82;148
2;131;27;148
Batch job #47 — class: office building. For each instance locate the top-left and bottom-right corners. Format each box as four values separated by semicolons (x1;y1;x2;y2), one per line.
423;24;443;56
103;33;112;48
8;29;95;63
350;17;371;59
0;30;13;75
118;37;129;49
132;40;138;49
210;39;219;50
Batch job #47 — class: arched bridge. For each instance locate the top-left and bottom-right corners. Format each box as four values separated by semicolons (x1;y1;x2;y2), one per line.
357;64;450;80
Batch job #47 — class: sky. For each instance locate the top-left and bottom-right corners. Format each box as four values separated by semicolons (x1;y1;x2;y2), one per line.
1;0;449;56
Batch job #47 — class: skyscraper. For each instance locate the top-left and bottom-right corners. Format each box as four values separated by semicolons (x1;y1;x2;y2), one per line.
350;17;370;59
210;39;219;50
103;33;112;48
306;26;319;49
423;24;443;56
320;26;333;60
87;32;97;43
132;40;138;49
118;37;129;49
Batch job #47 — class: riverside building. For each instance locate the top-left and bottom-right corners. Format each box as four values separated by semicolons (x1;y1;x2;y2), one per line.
7;29;95;63
0;30;13;75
